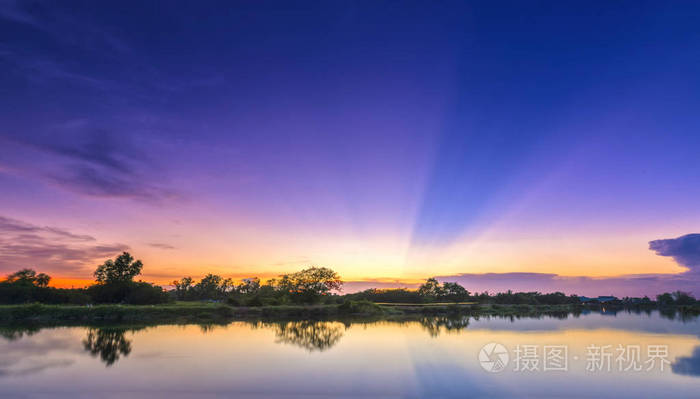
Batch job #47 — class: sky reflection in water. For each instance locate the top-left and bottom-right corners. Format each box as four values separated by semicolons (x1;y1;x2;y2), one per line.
1;310;700;398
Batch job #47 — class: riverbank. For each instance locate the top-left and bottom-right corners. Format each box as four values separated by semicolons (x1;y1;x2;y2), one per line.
3;301;695;324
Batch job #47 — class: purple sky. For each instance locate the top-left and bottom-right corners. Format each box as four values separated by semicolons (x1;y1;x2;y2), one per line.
1;1;699;295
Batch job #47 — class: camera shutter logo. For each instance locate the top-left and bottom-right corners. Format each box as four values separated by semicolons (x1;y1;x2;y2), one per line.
479;343;509;372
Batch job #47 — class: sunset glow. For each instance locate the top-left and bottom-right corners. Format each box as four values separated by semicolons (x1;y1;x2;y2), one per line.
1;1;699;297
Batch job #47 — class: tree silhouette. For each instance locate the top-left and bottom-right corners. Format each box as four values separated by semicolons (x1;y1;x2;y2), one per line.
94;252;143;284
5;269;51;287
277;267;343;303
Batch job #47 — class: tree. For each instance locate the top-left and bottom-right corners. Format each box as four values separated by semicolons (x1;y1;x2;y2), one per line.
657;292;674;307
220;278;235;294
94;252;143;284
5;269;51;287
192;274;235;300
672;291;696;306
442;282;470;303
418;278;444;301
6;269;36;284
35;273;51;287
237;277;261;294
277;267;343;303
172;277;194;300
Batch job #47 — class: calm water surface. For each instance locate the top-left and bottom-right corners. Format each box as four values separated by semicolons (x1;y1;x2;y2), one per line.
1;310;700;398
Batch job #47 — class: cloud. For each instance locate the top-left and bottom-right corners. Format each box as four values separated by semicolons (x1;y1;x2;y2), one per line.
343;280;421;293
430;272;700;298
0;0;131;54
35;128;142;174
46;165;178;202
0;216;94;241
399;234;698;297
342;234;700;296
148;243;176;250
649;233;700;273
0;127;180;203
0;216;128;277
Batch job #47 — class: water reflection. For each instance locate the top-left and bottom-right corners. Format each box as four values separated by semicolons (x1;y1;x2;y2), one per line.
418;316;470;337
659;307;700;322
672;346;700;377
82;327;135;366
0;309;698;372
267;321;345;352
0;325;40;341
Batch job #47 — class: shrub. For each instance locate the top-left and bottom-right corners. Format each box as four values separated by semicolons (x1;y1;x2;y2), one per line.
87;282;169;304
338;300;383;315
245;295;263;307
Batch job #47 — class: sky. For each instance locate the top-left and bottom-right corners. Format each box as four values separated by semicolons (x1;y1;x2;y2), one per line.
1;0;699;296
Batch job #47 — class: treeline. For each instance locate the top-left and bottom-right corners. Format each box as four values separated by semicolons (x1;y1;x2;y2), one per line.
171;267;342;306
342;279;698;307
1;254;698;308
0;269;91;305
0;253;167;305
0;252;343;306
343;278;581;305
656;291;697;307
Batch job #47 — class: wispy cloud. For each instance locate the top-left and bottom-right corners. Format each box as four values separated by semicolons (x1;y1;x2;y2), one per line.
45;164;179;202
0;0;131;54
0;216;95;242
0;216;128;277
0;127;180;203
148;243;176;250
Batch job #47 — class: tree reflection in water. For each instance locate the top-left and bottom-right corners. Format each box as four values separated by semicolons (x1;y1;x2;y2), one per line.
419;316;471;337
0;326;40;341
269;321;345;352
82;328;133;366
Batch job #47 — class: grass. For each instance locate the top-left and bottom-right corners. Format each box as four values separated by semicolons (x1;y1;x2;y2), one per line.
0;302;579;324
375;301;477;306
2;301;695;325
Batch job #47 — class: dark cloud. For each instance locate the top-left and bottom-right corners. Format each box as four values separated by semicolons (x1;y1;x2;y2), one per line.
0;216;128;276
672;347;700;377
148;243;176;250
649;233;700;273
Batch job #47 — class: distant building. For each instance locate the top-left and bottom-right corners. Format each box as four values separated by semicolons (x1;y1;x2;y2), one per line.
578;296;619;304
597;296;618;303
